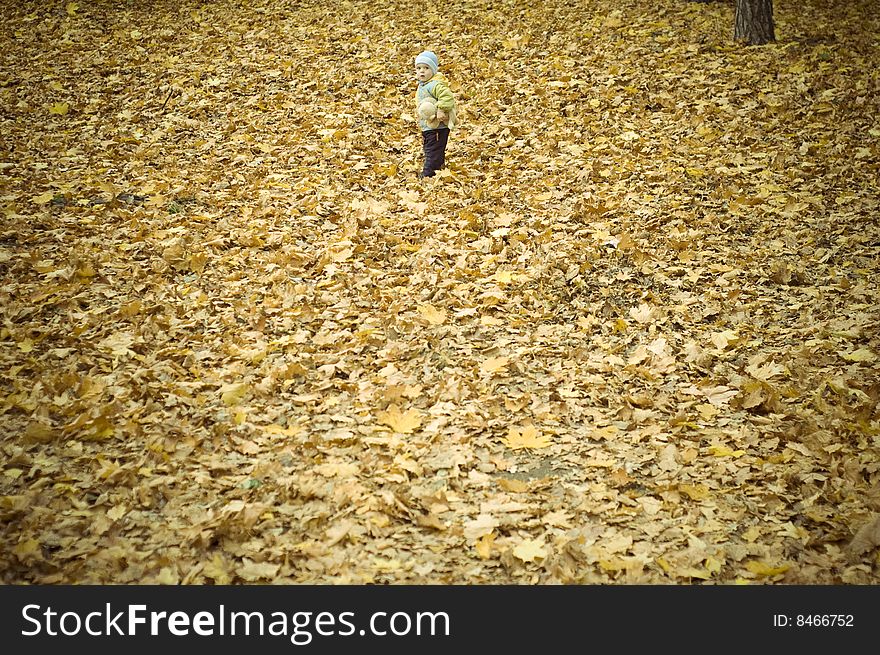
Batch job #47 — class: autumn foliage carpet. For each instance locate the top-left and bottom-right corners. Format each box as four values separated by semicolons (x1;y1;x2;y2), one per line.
1;0;879;584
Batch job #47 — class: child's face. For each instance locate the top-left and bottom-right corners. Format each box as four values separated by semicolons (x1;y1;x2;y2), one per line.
415;63;433;82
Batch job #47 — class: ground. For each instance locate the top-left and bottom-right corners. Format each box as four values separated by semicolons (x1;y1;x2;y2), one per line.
1;0;879;584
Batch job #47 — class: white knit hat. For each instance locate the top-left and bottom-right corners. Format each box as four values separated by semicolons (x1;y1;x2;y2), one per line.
414;51;439;74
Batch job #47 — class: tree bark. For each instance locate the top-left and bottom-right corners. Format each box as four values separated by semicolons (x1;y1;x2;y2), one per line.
735;0;775;45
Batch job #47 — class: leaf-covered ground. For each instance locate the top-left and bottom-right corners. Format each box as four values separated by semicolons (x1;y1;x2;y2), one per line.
1;0;879;584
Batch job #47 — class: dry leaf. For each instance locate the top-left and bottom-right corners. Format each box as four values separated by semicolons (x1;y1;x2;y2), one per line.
1;0;876;588
236;560;280;582
629;303;655;324
708;444;746;458
678;484;711;501
315;461;360;478
419;304;447;325
107;504;127;521
23;422;56;444
377;404;423;434
497;478;530;493
463;514;498;541
512;539;547;563
481;356;510;375
847;514;880;556
503;425;551;450
744;561;790;577
220;382;250;406
710;330;740;350
840;348;876;363
475;532;495;559
12;539;42;562
203;555;232;585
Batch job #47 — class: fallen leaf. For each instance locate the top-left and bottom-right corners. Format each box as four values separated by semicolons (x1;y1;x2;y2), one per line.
315;461;360;478
155;567;179;585
512;538;547;563
710;330;740;350
503;425;551;450
236;559;280;582
629;303;655;324
481;356;510;375
107;505;127;521
203;555;232;584
744;560;790;577
840;348;876;363
463;514;498;541
475;532;495;559
419;304;447;325
497;478;530;493
13;539;42;562
31;191;56;204
847;514;880;556
377;404;423;434
220;382;250;406
678;484;711;501
708;445;746;458
23;422;56;443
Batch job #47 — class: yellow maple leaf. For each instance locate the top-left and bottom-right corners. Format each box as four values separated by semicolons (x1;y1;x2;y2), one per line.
155;567;179;585
373;162;398;177
629;303;655;324
678;484;710;501
481;356;510;375
599;558;628;572
31;191;56;204
23;422;56;443
377;404;422;434
315;461;360;478
475;532;495;560
498;478;529;493
107;504;127;521
418;304;447;325
464;514;499;541
189;252;209;274
13;539;42;562
592;425;619;440
48;102;69;115
512;538;547;563
746;359;787;380
679;566;712;580
745;560;790;577
504;425;551;450
697;403;719;420
236;559;279;582
490;270;515;284
708;444;746;458
263;424;303;438
840;348;876;363
704;557;723;574
220;382;249;406
203;555;231;584
710;329;740;350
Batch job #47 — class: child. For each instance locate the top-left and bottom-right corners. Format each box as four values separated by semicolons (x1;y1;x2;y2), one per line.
414;51;457;178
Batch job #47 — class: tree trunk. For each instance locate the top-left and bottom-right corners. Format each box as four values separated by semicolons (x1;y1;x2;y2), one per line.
735;0;775;45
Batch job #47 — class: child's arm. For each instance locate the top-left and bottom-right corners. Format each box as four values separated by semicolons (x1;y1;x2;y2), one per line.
432;80;455;116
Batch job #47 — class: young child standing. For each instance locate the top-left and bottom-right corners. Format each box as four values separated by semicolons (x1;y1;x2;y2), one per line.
414;51;457;178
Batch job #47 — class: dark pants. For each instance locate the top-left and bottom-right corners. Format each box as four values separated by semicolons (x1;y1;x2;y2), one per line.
421;128;450;178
